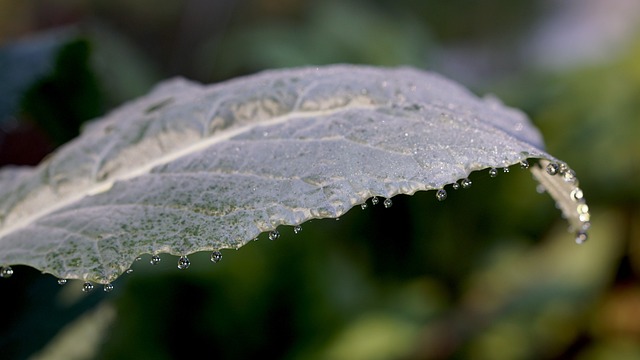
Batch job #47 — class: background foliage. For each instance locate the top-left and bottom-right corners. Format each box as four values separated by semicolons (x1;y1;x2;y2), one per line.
1;0;639;359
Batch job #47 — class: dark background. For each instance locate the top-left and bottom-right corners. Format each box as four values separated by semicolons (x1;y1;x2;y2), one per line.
1;0;639;359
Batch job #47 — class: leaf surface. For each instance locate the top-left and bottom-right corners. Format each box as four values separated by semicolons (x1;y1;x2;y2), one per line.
0;65;589;283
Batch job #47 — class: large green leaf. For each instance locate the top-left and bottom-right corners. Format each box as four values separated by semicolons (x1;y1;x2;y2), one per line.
0;65;589;286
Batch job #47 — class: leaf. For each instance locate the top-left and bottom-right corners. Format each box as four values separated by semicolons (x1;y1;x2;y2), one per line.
0;65;590;285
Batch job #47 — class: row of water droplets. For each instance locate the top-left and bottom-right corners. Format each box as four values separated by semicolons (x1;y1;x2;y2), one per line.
543;161;590;244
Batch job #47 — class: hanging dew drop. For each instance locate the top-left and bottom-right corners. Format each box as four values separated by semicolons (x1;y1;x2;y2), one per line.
452;183;460;190
58;279;67;285
383;198;393;208
103;283;114;292
177;256;190;270
503;167;510;173
546;163;559;175
82;282;94;292
210;251;222;263
150;255;161;265
371;196;379;205
461;178;472;189
294;225;302;234
269;230;280;241
436;189;447;201
0;266;13;278
126;269;133;274
575;232;588;244
360;203;368;210
489;168;498;177
520;160;530;169
570;188;584;201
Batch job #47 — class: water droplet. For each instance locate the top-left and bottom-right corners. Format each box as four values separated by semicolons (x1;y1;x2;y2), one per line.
383;198;392;208
546;163;559;175
360;203;368;210
562;169;577;183
570;188;584;201
575;232;588;244
489;168;498;178
536;184;546;194
371;196;379;205
581;221;591;232
436;189;447;201
126;269;133;274
177;256;190;270
503;167;510;173
452;183;460;190
294;225;302;234
58;279;67;285
577;204;589;214
150;255;161;265
520;160;530;169
269;230;280;241
210;251;222;263
461;178;472;189
135;257;142;262
82;282;94;292
103;283;114;292
0;266;13;278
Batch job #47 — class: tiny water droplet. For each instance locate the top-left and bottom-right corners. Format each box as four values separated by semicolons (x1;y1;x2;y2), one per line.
577;204;589;214
489;168;498;178
520;160;530;169
135;257;142;262
581;221;591;232
126;269;133;274
575;232;588;244
82;282;94;292
177;256;190;270
360;203;368;210
58;279;67;285
461;178;472;189
103;283;114;292
503;167;510;173
563;169;577;183
383;198;392;208
210;251;222;263
436;189;447;201
371;196;379;205
546;163;559;175
336;217;340;221
570;188;584;201
294;225;302;234
452;183;460;190
0;266;13;278
269;230;280;241
536;184;546;194
150;255;161;265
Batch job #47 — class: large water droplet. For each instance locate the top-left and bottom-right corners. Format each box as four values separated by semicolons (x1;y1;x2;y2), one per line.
546;163;559;175
575;232;588;244
269;230;280;241
210;251;222;263
371;196;379;205
103;283;114;292
461;178;472;189
489;168;498;178
383;198;392;208
294;225;302;234
520;160;530;169
0;266;13;278
360;203;368;210
82;282;94;292
150;255;161;265
177;256;190;270
436;189;447;201
58;279;67;285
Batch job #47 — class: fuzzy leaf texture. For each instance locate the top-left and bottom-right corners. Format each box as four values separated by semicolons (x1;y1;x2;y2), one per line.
0;65;590;284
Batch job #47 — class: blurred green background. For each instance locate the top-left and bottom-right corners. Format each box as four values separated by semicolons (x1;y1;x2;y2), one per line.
1;0;639;359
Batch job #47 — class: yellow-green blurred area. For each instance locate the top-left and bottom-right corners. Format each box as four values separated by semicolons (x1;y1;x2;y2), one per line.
1;0;639;359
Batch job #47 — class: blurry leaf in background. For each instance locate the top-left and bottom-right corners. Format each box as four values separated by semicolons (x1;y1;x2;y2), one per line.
20;37;103;145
